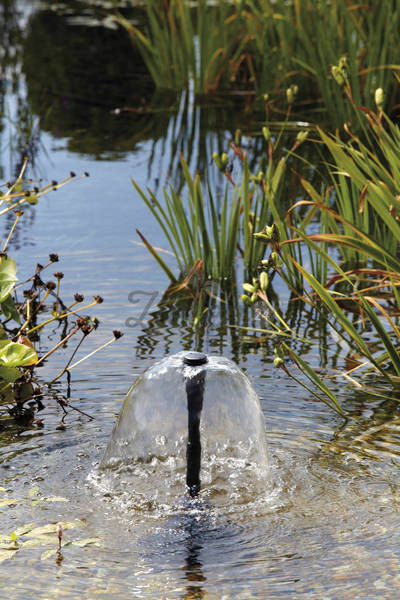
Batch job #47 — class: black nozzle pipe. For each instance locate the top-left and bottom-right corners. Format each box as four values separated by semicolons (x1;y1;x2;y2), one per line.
184;352;208;497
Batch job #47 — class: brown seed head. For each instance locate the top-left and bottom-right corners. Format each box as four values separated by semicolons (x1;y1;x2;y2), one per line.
46;281;56;290
49;253;59;263
54;271;64;280
113;330;123;339
93;295;103;304
14;210;24;217
74;293;84;303
81;325;92;336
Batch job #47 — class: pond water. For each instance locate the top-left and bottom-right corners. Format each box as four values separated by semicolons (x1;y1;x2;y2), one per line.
2;2;400;598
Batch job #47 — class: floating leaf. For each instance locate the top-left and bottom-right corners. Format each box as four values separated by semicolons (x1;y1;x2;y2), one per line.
0;257;17;303
9;532;17;543
0;549;18;563
43;497;69;503
26;521;86;537
0;365;22;383
28;486;39;498
1;294;20;324
22;536;54;548
41;542;71;561
0;340;38;367
0;498;19;507
40;548;57;561
14;523;36;537
72;538;101;547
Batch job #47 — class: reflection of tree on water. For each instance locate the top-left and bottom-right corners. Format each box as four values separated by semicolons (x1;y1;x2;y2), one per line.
22;7;153;159
20;5;275;185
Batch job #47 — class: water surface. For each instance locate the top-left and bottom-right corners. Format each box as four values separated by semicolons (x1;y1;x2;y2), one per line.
1;3;400;599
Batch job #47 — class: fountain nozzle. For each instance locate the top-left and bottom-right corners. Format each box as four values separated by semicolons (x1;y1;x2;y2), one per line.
183;352;208;367
184;352;208;497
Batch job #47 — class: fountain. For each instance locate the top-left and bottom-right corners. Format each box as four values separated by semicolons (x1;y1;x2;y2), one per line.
99;352;269;505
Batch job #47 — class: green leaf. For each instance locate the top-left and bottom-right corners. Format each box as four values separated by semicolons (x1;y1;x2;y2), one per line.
9;532;17;543
0;340;37;367
1;294;20;323
0;365;21;383
0;257;17;303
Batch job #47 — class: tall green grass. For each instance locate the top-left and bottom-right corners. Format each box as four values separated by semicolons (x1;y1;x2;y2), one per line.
116;0;400;124
134;125;303;283
249;100;400;413
115;0;248;93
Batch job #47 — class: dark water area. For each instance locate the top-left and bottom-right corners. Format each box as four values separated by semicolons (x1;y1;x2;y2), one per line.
1;2;400;599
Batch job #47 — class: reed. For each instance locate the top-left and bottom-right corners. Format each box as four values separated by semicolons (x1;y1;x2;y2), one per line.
115;0;400;123
115;0;248;93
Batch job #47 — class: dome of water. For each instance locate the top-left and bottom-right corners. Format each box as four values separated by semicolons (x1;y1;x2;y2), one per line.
99;352;269;508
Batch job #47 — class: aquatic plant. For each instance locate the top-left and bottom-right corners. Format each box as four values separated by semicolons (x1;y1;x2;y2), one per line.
115;0;248;93
115;0;400;123
133;120;307;284
246;100;400;412
0;160;123;424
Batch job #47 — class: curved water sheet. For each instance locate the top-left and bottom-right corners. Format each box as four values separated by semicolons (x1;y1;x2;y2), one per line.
97;352;271;512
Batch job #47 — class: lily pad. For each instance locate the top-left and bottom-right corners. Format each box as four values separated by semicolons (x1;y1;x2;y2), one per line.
25;521;86;537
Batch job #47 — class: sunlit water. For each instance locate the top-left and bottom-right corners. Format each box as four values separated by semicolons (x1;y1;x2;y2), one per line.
1;2;400;598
